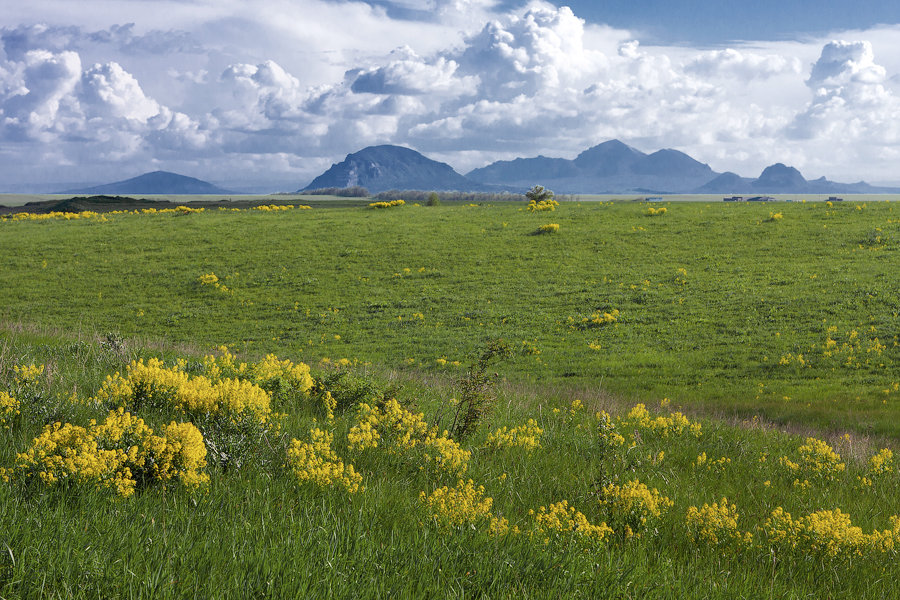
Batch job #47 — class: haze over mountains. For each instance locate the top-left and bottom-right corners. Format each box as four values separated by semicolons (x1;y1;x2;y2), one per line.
63;171;234;195
36;141;900;196
302;141;900;195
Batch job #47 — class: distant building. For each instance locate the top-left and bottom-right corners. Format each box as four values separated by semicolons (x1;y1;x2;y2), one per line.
723;196;745;202
645;196;663;202
827;196;844;202
747;196;775;202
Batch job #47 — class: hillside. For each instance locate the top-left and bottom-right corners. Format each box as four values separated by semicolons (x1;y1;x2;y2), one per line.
64;171;235;195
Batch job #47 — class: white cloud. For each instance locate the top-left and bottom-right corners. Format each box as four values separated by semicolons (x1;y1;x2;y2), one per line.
3;2;900;187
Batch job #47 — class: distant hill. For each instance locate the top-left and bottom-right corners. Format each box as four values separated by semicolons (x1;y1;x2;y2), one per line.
64;171;234;195
694;163;900;194
301;145;488;193
467;140;716;193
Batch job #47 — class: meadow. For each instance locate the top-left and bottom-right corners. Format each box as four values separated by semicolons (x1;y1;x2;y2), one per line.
1;198;899;598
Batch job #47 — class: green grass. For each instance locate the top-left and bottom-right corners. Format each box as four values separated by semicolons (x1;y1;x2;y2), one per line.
2;331;900;598
1;200;898;435
2;199;900;597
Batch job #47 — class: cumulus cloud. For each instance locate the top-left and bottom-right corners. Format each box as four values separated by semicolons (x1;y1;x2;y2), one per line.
3;2;900;188
685;48;801;79
789;40;900;147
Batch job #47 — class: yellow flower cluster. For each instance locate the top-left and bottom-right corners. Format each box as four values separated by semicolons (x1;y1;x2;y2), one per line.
531;501;613;544
582;308;619;327
347;399;470;475
622;404;702;438
368;199;405;209
13;363;45;385
94;358;273;425
1;210;104;222
484;419;543;451
197;272;229;292
595;411;626;450
420;479;510;535
646;206;667;216
526;198;559;212
286;428;362;494
685;497;753;547
537;223;560;234
869;448;894;477
600;479;673;538
3;408;208;496
769;211;783;221
778;437;845;483
763;507;900;557
251;204;296;211
200;348;313;398
694;452;731;472
0;391;20;428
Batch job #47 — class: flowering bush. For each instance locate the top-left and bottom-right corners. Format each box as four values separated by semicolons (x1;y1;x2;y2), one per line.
536;223;560;234
347;399;470;475
286;428;362;494
420;479;510;534
2;408;208;497
778;437;845;484
685;497;752;548
621;404;702;438
484;419;543;451
531;500;613;545
600;479;673;538
368;199;405;209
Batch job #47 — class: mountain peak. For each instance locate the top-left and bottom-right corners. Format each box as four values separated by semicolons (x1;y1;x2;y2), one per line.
302;145;484;193
64;171;234;195
753;163;806;191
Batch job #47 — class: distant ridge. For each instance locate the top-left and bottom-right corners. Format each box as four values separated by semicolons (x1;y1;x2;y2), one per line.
293;141;900;196
466;140;716;193
64;171;234;195
301;145;489;193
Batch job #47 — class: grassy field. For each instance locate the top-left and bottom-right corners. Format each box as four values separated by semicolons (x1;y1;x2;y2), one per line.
2;198;900;598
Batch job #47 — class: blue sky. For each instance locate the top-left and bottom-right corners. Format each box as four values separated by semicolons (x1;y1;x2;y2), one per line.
1;1;900;191
550;0;900;44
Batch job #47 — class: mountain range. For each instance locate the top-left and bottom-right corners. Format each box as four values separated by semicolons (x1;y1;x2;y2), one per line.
45;142;900;196
301;141;900;195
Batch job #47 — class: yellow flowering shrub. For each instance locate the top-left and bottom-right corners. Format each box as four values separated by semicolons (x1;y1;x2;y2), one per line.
685;498;753;548
531;500;613;545
646;206;667;216
763;507;900;557
347;399;470;475
621;403;702;438
94;358;273;425
778;437;845;482
537;223;559;234
202;347;313;405
868;448;894;477
600;479;673;539
582;309;619;327
526;198;559;212
368;199;405;209
3;408;208;496
286;428;362;494
595;411;626;452
0;391;20;428
13;363;45;385
484;419;543;451
420;479;510;534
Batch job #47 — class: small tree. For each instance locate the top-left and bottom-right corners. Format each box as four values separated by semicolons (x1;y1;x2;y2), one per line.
526;185;554;204
426;191;441;206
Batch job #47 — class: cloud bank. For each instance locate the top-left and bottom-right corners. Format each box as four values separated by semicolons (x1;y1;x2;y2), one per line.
2;2;900;190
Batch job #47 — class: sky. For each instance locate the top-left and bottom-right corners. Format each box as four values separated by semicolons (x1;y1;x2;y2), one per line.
2;1;900;192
